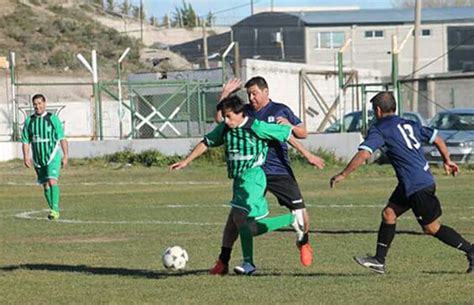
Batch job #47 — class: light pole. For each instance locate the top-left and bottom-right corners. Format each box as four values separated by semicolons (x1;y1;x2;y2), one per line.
77;50;101;140
117;47;130;139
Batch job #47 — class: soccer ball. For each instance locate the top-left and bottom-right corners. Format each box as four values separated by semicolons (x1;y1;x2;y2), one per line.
162;246;189;270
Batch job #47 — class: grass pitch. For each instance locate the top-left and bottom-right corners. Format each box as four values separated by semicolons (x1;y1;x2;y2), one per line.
0;160;473;304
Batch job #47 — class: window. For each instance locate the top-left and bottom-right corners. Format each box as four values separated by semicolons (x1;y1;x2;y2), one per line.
316;31;345;49
365;30;384;38
412;29;432;37
422;29;431;36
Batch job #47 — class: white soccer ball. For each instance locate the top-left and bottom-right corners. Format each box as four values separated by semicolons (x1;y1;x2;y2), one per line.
162;246;189;270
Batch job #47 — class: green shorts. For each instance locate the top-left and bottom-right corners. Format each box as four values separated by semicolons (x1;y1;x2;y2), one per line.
34;153;61;184
231;167;268;220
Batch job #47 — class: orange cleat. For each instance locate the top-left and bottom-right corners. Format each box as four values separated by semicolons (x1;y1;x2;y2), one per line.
209;259;229;275
299;243;313;267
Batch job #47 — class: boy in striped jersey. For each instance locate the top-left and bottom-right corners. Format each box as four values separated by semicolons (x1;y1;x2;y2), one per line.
21;94;68;220
170;96;321;275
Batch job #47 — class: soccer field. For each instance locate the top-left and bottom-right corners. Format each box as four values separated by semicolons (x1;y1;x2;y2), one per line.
0;160;473;304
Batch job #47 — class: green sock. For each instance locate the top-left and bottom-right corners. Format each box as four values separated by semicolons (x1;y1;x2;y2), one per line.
50;184;60;213
239;223;253;265
255;213;295;236
43;187;52;210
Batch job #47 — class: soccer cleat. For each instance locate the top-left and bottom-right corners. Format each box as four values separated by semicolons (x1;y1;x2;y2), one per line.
353;255;386;274
299;243;313;267
47;210;60;220
467;251;474;274
209;259;229;275
234;262;256;275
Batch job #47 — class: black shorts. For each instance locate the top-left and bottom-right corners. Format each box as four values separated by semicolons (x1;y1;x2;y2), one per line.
266;175;305;210
389;184;442;226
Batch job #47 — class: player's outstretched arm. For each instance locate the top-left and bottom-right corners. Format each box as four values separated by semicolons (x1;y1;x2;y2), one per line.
169;141;208;171
287;136;325;169
330;150;371;188
433;136;459;176
22;143;32;168
215;79;242;123
276;118;308;139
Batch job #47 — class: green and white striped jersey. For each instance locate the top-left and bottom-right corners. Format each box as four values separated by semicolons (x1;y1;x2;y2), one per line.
21;112;65;167
204;117;292;178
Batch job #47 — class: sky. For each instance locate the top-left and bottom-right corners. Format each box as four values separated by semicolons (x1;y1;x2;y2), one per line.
135;0;394;26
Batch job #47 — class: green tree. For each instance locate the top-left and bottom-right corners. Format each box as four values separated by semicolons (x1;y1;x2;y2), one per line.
149;15;158;26
163;14;170;28
173;0;198;28
120;0;131;16
206;11;215;27
106;0;115;11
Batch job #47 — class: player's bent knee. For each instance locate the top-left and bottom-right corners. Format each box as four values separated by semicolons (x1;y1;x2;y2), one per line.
381;207;397;223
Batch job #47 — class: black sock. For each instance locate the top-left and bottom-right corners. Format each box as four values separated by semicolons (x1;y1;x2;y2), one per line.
375;222;396;264
434;225;473;253
299;233;309;245
218;247;232;264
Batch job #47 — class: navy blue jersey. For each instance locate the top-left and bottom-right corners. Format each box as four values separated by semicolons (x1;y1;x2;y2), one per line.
244;100;302;176
359;115;438;196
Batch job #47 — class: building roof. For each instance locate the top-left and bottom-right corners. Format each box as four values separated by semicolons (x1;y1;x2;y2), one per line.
234;7;474;27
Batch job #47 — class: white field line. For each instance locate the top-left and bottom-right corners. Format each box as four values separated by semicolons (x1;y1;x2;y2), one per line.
4;181;223;186
14;209;224;225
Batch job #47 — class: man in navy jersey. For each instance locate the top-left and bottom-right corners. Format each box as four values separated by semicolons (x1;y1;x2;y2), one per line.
330;91;474;274
211;77;325;274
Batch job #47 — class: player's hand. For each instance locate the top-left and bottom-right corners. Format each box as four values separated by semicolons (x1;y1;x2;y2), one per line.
443;160;459;177
62;157;68;169
330;173;345;188
24;158;32;168
169;161;188;171
276;117;292;126
306;153;325;169
219;79;242;101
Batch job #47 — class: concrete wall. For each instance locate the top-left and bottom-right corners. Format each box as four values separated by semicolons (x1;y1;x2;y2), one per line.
241;58;381;132
0;132;362;162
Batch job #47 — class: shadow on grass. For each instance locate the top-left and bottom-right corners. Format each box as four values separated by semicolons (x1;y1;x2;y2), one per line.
0;264;208;279
0;264;375;278
277;228;424;235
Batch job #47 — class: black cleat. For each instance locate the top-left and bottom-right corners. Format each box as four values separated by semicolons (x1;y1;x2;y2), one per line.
353;255;386;274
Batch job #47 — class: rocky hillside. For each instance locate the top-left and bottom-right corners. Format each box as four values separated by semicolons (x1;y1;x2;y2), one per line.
0;0;145;76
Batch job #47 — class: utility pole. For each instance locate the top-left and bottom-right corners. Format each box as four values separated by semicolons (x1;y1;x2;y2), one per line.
412;0;421;111
250;0;254;15
203;22;209;69
140;0;144;43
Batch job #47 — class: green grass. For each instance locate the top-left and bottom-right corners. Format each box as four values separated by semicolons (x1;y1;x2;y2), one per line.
0;161;473;304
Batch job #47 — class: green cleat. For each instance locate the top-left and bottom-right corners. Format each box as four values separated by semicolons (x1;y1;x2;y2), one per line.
47;210;60;220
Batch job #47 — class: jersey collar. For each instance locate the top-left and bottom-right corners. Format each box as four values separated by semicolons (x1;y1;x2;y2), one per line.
238;116;249;128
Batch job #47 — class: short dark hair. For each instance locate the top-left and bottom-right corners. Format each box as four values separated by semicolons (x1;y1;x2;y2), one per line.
217;96;245;115
244;76;268;90
32;94;46;103
370;91;396;113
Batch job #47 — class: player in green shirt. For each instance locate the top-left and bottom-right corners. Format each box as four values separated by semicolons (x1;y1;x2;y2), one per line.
170;95;321;275
21;94;68;220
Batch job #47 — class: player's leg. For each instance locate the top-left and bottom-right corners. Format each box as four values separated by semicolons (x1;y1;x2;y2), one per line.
266;175;313;266
46;155;62;220
232;168;268;275
35;166;53;212
209;212;237;275
354;184;410;274
414;185;474;273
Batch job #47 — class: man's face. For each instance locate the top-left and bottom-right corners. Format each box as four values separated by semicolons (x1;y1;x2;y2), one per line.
246;84;269;111
32;98;46;116
222;109;245;129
